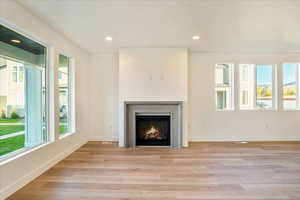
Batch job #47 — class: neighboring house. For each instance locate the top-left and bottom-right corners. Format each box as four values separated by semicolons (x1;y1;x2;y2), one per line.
0;58;7;113
0;57;25;117
239;64;254;109
0;56;70;119
215;64;232;109
58;64;69;118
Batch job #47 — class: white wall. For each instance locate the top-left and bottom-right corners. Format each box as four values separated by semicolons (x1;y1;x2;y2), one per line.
88;48;190;143
0;1;90;199
88;53;119;141
189;52;300;141
118;48;188;146
88;51;300;143
119;48;188;101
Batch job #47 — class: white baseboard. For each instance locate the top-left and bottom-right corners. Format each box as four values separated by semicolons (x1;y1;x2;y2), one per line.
189;137;300;142
88;136;118;142
0;139;87;200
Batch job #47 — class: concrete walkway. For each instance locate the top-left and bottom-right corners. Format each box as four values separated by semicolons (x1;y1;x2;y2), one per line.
0;131;24;140
0;123;24;125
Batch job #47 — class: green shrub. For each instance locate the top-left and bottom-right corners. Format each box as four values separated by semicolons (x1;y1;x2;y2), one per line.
1;111;6;119
10;111;20;119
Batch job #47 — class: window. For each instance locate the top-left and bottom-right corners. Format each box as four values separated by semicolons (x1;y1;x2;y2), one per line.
256;65;274;109
283;64;298;110
215;64;234;110
58;71;62;80
12;66;18;82
241;90;248;105
0;24;48;158
58;54;73;135
11;66;24;83
239;64;276;110
239;64;255;109
240;65;248;81
19;66;24;82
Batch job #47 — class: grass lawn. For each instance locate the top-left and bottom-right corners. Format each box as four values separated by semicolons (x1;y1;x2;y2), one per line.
60;118;68;123
60;125;68;134
0;135;25;156
0;125;69;157
0;124;67;136
0;119;23;123
0;125;25;136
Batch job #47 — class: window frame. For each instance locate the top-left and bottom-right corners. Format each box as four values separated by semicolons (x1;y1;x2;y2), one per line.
19;66;25;83
238;63;255;110
12;66;25;84
254;64;277;111
0;20;53;162
12;66;18;82
215;63;235;111
238;63;277;111
282;63;300;111
57;52;75;139
241;64;248;82
241;90;249;106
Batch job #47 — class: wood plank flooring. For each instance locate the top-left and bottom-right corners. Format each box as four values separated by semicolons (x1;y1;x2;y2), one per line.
8;142;300;200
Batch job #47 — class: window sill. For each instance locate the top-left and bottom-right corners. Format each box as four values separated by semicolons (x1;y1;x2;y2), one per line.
0;140;54;166
59;131;75;140
239;109;277;111
216;109;235;112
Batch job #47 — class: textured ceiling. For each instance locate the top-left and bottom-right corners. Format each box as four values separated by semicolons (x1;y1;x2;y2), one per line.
17;0;300;53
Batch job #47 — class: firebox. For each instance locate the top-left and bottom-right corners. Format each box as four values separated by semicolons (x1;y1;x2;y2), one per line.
135;115;171;146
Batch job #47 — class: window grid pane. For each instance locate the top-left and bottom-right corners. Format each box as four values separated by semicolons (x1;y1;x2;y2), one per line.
58;54;71;135
256;65;273;109
215;64;234;110
239;64;255;110
283;64;297;110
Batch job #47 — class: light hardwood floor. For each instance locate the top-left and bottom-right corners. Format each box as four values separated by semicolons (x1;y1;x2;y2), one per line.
8;142;300;200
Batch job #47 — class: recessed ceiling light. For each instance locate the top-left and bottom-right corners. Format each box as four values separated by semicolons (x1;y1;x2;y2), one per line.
192;35;200;40
105;36;112;41
11;39;21;43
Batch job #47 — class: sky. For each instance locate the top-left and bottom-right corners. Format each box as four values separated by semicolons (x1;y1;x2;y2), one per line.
283;64;297;85
256;65;273;86
256;64;297;86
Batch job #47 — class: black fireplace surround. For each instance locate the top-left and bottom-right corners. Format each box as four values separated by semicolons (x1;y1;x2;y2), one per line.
135;115;171;146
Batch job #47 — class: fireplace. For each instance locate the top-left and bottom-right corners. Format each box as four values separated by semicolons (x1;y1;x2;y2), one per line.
124;102;183;148
136;115;171;146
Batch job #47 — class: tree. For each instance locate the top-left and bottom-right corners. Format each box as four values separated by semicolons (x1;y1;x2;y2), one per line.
0;110;6;119
10;111;20;119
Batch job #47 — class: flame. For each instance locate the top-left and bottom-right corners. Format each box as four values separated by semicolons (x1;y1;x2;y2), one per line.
146;126;158;135
144;126;161;139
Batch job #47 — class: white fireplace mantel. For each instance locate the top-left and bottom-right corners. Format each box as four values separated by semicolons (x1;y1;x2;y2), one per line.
118;48;188;147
